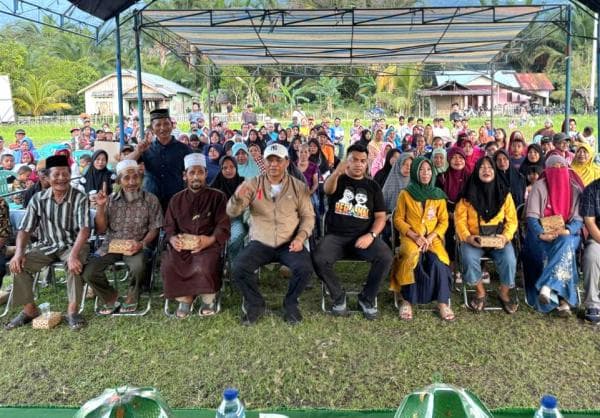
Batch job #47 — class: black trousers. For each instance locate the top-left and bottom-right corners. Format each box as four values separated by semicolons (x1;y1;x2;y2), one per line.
232;240;313;315
312;234;393;305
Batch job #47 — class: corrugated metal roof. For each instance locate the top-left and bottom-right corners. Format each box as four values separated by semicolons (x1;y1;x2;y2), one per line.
435;70;520;88
514;73;554;91
78;70;195;96
141;6;541;65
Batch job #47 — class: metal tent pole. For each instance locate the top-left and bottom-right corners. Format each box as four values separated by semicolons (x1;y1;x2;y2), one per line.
115;14;125;147
134;11;145;140
597;13;600;152
564;4;572;134
490;64;495;129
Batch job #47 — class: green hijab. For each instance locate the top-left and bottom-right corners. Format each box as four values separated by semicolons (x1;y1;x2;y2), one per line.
405;156;447;202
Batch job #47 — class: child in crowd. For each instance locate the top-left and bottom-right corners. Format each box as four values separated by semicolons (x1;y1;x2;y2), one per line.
11;165;32;205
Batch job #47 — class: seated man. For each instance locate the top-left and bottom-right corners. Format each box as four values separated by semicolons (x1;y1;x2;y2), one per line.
581;178;600;324
312;144;392;320
5;155;90;331
82;160;162;314
161;153;230;318
227;144;314;326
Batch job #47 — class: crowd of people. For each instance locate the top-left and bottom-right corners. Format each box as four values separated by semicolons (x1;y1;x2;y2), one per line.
2;104;600;330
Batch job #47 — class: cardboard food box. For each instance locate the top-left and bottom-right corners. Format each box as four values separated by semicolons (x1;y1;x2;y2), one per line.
179;234;199;251
32;312;62;329
477;236;505;248
108;239;131;254
541;215;565;234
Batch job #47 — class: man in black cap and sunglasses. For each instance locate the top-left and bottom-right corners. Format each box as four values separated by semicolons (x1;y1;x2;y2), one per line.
5;154;91;331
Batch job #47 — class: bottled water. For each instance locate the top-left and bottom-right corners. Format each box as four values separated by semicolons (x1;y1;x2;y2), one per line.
216;388;245;418
534;395;563;418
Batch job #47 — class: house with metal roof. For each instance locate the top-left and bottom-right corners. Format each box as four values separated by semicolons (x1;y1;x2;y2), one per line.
420;70;554;117
78;70;196;117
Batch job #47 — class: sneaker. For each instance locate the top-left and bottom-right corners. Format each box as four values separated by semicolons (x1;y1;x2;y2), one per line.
584;308;600;324
358;295;378;321
331;294;348;317
283;305;303;325
481;271;491;285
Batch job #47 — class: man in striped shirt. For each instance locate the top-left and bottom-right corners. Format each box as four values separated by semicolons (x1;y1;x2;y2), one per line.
5;155;91;331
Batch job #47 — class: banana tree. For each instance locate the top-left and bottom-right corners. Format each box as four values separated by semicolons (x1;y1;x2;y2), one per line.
273;77;310;116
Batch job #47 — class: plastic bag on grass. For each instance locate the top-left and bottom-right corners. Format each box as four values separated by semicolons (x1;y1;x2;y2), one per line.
74;386;173;418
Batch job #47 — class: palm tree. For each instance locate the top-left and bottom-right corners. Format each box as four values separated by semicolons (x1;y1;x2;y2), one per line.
235;75;264;108
13;75;71;116
313;77;343;117
273;77;310;115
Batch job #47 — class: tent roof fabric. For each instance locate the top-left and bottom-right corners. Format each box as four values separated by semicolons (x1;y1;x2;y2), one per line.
67;0;140;21
141;6;544;65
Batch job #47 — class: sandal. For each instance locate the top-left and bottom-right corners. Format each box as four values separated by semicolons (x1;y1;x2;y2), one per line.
469;295;487;313
120;299;138;314
175;302;192;319
199;301;217;317
399;301;413;321
65;313;85;331
4;311;38;330
439;305;455;322
556;302;571;318
98;299;121;315
498;295;518;315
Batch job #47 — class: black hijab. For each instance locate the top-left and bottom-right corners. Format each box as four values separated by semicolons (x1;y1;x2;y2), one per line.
519;143;545;179
210;155;244;199
373;149;400;187
356;129;371;148
83;150;113;194
494;149;525;208
308;139;329;174
462;156;509;222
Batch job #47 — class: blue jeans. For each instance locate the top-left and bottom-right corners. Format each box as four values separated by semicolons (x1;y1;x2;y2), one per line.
460;242;516;288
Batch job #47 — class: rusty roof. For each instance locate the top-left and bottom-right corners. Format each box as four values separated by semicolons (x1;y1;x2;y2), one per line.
515;73;554;91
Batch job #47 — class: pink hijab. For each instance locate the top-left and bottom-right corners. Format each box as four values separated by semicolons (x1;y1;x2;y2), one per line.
370;142;394;177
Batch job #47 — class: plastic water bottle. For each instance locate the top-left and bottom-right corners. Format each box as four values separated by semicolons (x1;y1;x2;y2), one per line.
216;388;246;418
534;395;563;418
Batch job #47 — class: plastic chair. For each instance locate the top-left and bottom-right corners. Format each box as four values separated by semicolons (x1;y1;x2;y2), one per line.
0;171;15;195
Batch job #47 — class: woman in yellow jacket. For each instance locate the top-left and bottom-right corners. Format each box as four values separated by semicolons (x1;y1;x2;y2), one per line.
391;156;454;321
455;156;518;314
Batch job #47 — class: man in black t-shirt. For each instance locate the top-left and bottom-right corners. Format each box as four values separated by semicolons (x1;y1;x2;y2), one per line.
312;144;393;320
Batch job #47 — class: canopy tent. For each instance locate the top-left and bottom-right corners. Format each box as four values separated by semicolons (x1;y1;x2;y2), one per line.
67;0;139;21
140;6;556;66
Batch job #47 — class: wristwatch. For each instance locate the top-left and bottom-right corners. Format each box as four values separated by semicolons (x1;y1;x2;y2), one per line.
370;231;377;239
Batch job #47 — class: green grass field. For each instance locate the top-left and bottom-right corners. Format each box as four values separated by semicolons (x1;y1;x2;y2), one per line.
0;264;599;411
1;114;598;147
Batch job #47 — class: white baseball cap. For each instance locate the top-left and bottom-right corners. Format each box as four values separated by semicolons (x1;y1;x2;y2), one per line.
263;143;288;160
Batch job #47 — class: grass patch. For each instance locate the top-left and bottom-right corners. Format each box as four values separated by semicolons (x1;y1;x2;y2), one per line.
0;263;599;411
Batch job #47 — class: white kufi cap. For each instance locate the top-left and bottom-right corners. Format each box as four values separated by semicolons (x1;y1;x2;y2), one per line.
184;153;206;169
116;159;138;175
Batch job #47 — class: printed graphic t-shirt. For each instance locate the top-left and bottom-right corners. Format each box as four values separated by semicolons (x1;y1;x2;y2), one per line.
326;174;386;237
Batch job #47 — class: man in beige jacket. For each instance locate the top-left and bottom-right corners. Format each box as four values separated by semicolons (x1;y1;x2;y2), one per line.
227;143;315;326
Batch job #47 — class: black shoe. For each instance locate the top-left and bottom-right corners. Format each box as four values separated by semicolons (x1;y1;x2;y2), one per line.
241;305;265;326
358;295;378;321
331;294;348;317
283;305;303;325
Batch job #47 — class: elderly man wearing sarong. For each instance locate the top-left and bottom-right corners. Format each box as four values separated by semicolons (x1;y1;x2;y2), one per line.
161;153;230;318
82;159;163;315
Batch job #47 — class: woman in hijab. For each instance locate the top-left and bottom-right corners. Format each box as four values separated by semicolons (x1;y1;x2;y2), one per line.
436;147;469;206
288;136;302;164
232;142;259;179
308;139;330;175
382;152;413;213
431;148;448;179
246;129;265;150
456;133;483;173
205;144;223;185
370;142;394;177
519;143;545;181
210;155;247;260
455;156;518;313
83;150;114;195
384;126;401;149
391;156;453;321
523;154;583;316
373;148;400;188
356;129;372;148
248;142;266;175
494;149;526;208
571;142;600;186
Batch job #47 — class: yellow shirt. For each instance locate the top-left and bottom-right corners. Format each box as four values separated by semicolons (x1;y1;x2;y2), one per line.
454;194;517;242
390;190;449;290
